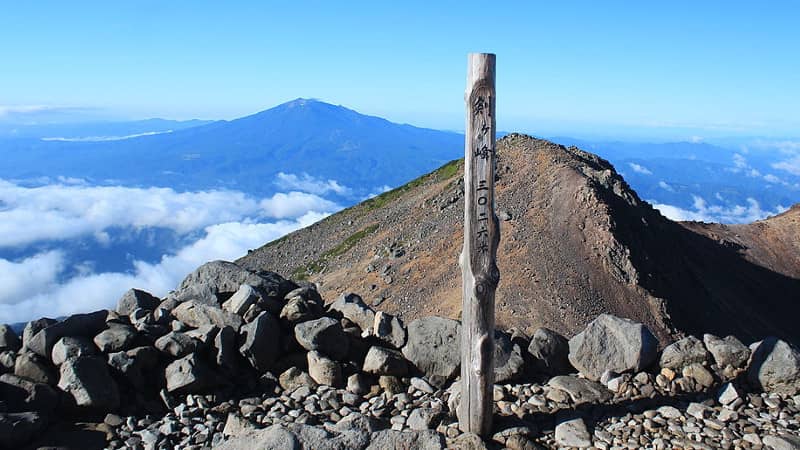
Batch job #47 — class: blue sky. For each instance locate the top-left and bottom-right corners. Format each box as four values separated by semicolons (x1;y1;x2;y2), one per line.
1;1;798;138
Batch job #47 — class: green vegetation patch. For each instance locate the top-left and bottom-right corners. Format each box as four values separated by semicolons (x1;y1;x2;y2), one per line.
291;223;379;281
361;158;462;212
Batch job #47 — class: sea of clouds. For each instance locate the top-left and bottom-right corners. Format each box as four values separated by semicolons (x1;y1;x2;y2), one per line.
0;174;349;323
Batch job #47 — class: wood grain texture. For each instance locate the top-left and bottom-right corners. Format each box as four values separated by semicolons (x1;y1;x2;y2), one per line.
458;52;499;436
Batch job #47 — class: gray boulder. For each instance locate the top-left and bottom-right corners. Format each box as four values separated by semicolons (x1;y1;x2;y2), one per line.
554;416;592;448
762;434;800;450
704;334;750;369
51;336;97;366
328;293;375;334
0;373;58;413
214;325;239;370
108;346;158;389
307;350;343;387
0;324;20;352
58;356;120;410
568;314;658;381
22;318;57;351
217;424;301;450
494;330;525;383
172;300;243;331
402;316;461;387
239;311;281;372
0;411;48;449
280;296;324;324
170;260;296;306
362;346;408;376
528;327;571;376
547;375;612;405
294;317;349;360
660;335;709;369
223;284;260;316
116;288;160;316
93;324;137;353
25;310;107;358
0;350;14;373
373;311;407;349
279;367;318;391
367;429;445;450
747;337;800;395
14;351;56;385
165;353;220;393
154;331;198;357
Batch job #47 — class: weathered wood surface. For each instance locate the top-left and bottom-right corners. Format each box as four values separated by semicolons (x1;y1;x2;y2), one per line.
458;52;499;436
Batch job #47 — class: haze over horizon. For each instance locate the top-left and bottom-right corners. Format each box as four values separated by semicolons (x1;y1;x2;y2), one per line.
2;1;799;140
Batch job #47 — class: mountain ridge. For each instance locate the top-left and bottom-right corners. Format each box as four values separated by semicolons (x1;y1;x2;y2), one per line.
238;133;800;346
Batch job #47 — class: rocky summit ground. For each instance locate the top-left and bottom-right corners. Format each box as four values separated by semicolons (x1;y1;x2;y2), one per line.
238;134;800;347
1;261;800;450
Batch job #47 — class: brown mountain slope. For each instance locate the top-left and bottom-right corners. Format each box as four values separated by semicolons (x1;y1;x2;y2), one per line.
238;134;800;345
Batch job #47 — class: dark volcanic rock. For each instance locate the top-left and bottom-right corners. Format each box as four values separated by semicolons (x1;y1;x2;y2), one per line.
0;411;48;449
51;336;97;366
0;324;21;352
116;288;160;316
402;316;460;387
165;353;220;393
172;300;243;331
294;317;349;360
660;335;710;370
528;327;572;376
26;311;107;359
58;356;120;410
14;351;56;385
0;373;58;413
239;311;281;372
93;324;138;353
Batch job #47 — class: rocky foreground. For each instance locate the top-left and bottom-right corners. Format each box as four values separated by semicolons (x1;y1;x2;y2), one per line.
1;261;799;449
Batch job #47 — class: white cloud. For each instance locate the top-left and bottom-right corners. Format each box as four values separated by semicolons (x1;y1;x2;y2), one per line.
0;212;330;323
730;153;761;177
41;131;172;142
259;192;340;219
274;172;351;196
772;156;800;176
658;181;674;192
628;163;652;175
0;180;341;248
652;195;786;224
763;174;783;184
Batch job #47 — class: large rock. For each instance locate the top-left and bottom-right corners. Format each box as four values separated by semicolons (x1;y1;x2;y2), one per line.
279;367;318;391
170;260;296;306
373;311;406;349
223;284;260;316
214;325;239;370
217;424;301;450
547;375;612;405
0;411;48;449
107;346;158;390
328;293;375;334
51;336;97;366
172;300;243;331
0;324;21;352
362;346;408;376
155;331;199;357
367;429;445;450
14;351;56;385
528;327;571;376
22;318;57;350
93;324;138;353
747;337;800;395
554;416;592;448
165;353;220;393
26;311;107;358
704;334;750;369
0;373;58;413
660;335;709;369
402;316;461;387
58;356;120;410
280;295;324;324
294;317;349;360
494;330;525;383
116;288;160;316
307;350;343;387
568;314;658;381
239;312;281;372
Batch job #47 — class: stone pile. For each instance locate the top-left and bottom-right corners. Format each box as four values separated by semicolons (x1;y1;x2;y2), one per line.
1;260;799;449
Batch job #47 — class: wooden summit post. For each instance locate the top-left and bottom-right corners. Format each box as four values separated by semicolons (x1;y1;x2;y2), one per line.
459;52;499;436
